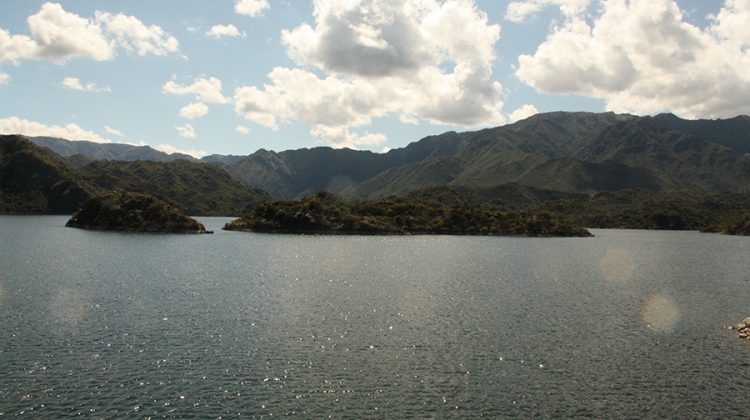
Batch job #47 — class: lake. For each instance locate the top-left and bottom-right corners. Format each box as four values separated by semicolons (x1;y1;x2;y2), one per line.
1;216;749;417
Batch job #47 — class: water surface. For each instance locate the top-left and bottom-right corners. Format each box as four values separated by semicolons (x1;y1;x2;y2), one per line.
1;216;749;417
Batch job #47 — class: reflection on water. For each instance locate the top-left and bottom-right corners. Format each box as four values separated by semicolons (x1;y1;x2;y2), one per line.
0;219;750;417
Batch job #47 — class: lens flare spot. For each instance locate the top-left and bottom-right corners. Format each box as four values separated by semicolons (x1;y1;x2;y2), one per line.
599;248;635;283
642;294;681;333
52;288;92;327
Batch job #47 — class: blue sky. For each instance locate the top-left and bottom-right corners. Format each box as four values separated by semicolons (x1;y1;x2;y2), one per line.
0;0;742;157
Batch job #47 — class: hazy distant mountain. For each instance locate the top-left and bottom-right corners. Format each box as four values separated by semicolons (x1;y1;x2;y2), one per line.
0;135;96;213
29;136;197;162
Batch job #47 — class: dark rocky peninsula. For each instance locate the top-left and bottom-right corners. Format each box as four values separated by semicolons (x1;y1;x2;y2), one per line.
723;215;750;236
223;191;591;237
66;192;211;233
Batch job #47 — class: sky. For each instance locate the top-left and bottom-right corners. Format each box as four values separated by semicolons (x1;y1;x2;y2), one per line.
0;0;745;157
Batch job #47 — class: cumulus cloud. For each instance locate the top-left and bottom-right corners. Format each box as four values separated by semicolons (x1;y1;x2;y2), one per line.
206;24;246;39
0;2;179;65
517;0;750;119
95;11;180;56
179;102;209;119
104;125;125;137
61;76;111;92
163;76;229;104
0;116;109;142
509;104;539;122
175;123;197;138
0;72;8;85
154;143;206;158
235;0;270;17
235;0;505;148
235;124;250;134
505;0;591;22
310;125;387;149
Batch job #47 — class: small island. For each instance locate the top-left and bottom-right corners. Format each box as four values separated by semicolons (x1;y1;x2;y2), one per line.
224;191;591;237
66;191;211;234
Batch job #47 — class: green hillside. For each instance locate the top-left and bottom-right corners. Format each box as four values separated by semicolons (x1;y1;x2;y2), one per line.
80;160;270;216
0;135;97;213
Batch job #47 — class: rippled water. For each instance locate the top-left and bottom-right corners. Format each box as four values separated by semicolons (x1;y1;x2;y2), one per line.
1;216;750;417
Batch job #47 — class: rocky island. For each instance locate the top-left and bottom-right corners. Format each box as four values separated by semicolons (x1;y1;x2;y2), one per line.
224;191;591;237
66;191;211;234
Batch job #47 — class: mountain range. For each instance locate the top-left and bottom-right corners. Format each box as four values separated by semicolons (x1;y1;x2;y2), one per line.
204;112;750;199
5;111;750;216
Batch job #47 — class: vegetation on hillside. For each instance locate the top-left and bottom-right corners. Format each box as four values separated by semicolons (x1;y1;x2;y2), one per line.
0;135;97;213
536;189;750;230
709;214;750;236
79;160;270;216
224;191;591;237
216;112;750;199
1;135;269;216
66;191;210;233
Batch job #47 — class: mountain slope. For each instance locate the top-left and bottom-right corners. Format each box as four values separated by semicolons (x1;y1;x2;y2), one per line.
0;135;97;213
226;113;626;199
79;160;270;216
578;117;750;192
653;113;750;154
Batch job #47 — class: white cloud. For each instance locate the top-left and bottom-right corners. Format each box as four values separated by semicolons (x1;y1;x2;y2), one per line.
0;72;9;85
163;76;229;104
509;104;539;122
0;116;109;142
516;0;750;119
95;11;179;56
235;0;504;148
104;125;125;137
235;0;270;17
61;76;111;92
505;0;591;22
710;0;750;49
175;123;197;139
154;143;207;158
310;125;386;149
179;102;209;119
206;24;246;39
235;124;250;134
0;2;179;65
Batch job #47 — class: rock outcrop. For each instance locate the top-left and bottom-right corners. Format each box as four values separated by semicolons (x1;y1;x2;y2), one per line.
729;317;750;341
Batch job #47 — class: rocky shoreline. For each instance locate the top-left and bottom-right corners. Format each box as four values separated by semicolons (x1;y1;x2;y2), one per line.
729;317;750;341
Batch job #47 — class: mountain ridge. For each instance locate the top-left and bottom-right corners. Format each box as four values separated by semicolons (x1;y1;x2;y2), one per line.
13;111;750;201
